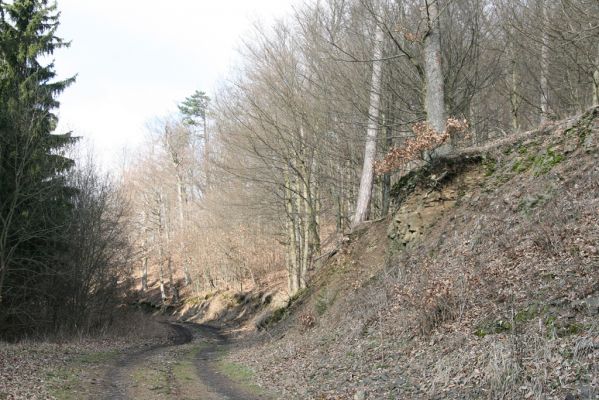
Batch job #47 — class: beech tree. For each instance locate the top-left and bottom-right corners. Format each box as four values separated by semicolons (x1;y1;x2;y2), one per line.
121;0;599;300
352;23;384;227
422;0;447;135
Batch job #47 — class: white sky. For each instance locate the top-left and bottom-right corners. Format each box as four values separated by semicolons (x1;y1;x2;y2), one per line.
53;0;297;169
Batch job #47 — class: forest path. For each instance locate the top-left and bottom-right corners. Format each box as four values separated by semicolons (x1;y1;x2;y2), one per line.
102;322;268;400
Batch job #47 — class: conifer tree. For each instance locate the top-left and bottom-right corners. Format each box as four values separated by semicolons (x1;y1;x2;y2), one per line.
178;90;210;128
0;0;76;332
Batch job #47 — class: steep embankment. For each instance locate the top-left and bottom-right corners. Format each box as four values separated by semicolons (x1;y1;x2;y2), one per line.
234;108;599;399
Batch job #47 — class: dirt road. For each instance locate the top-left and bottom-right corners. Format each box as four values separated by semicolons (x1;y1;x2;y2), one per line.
102;323;268;400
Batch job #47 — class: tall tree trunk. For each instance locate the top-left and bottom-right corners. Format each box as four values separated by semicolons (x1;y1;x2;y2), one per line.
381;112;393;217
539;0;550;123
194;273;201;296
0;258;5;306
140;211;149;291
167;256;179;303
203;114;211;188
345;159;354;224
176;174;192;286
159;191;178;303
310;153;320;254
352;23;384;227
335;189;343;233
301;168;311;289
158;245;167;304
423;0;447;140
294;168;307;289
285;167;299;295
141;254;148;292
511;39;520;132
593;42;599;107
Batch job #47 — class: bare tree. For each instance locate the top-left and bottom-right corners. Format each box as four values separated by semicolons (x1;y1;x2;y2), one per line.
352;23;384;227
422;0;447;136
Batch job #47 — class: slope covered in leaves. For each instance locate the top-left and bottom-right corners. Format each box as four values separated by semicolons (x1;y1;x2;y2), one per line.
234;108;599;399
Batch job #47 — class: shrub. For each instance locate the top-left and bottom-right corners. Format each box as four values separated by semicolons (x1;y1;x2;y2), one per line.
375;118;468;174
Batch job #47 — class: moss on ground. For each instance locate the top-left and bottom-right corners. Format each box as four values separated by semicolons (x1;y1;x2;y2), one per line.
531;147;564;175
76;349;120;364
262;288;307;328
131;365;172;394
172;344;205;382
47;368;80;400
217;359;266;396
48;349;121;399
315;288;338;316
473;303;588;339
482;156;497;176
474;319;512;337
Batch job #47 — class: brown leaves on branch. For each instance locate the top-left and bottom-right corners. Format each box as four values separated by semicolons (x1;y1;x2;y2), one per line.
394;24;420;43
375;118;468;175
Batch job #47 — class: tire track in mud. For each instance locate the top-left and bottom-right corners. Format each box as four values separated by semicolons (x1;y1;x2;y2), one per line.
102;323;193;399
192;324;266;400
102;322;267;400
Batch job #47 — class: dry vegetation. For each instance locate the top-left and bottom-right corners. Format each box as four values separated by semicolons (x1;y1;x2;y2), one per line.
0;312;172;400
3;0;599;398
232;108;599;400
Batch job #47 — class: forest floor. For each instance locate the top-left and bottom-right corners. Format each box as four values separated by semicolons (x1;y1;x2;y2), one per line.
3;108;597;400
231;107;599;399
0;319;272;400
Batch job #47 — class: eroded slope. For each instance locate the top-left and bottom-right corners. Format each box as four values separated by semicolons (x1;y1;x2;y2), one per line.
234;108;599;400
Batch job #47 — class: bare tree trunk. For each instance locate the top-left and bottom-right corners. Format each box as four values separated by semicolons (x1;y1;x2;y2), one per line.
0;258;5;305
352;23;384;227
158;244;167;304
381;117;392;217
167;256;179;303
194;273;201;296
294;167;307;289
285;167;299;295
285;237;293;294
301;167;310;288
203;114;211;188
345;159;354;225
381;89;395;217
141;255;148;292
176;174;192;286
310;153;320;254
423;0;447;139
158;191;179;303
140;211;149;292
593;42;599;107
335;189;343;233
540;0;550;123
511;39;520;132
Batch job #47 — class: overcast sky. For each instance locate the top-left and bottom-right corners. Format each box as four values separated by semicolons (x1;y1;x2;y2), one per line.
53;0;297;169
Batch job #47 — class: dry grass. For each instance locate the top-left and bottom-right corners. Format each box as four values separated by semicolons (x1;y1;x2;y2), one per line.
231;109;599;399
0;311;173;399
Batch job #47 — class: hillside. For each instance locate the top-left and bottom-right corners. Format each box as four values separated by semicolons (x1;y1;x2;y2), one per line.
230;108;599;399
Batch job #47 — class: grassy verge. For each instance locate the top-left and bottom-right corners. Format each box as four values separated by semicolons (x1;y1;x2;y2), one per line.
127;343;209;400
217;356;267;396
47;350;121;399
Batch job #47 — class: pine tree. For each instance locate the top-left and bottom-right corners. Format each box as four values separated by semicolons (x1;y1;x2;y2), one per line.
178;89;210;127
0;0;77;333
178;89;211;187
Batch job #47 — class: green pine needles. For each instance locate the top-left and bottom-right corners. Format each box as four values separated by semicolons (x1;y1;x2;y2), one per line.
0;0;77;335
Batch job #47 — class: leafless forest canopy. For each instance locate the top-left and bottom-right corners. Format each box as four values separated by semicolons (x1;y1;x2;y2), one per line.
1;0;598;336
120;0;599;302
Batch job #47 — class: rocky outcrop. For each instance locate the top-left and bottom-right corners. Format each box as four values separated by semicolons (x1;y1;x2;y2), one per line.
388;167;483;247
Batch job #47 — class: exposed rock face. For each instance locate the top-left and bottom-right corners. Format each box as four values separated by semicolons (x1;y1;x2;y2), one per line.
237;108;599;400
387;167;483;247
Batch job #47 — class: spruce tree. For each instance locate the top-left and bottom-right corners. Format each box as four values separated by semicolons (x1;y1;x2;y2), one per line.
0;0;76;333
